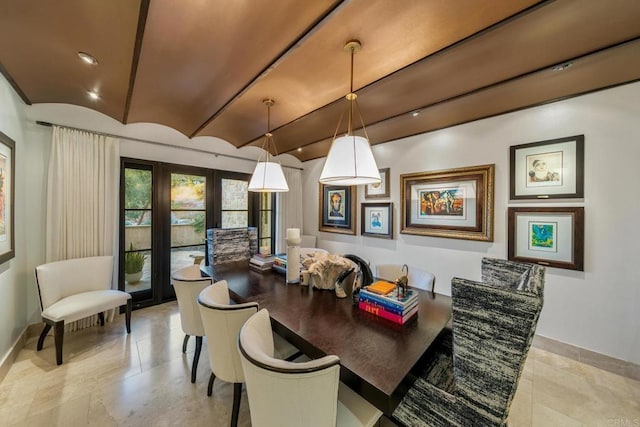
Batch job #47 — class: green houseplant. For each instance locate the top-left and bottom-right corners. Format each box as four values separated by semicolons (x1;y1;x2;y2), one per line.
125;243;147;284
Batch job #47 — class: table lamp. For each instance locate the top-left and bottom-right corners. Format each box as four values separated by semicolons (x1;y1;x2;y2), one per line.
286;228;301;284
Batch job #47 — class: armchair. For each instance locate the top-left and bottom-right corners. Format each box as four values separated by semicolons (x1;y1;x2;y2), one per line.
35;256;132;365
393;258;544;426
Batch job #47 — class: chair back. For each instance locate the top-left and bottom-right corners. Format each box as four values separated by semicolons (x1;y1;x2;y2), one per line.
451;258;544;425
375;264;435;291
198;280;258;384
35;256;114;310
239;309;341;427
172;265;212;336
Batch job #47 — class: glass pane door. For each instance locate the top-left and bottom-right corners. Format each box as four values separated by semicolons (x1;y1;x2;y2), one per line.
170;173;207;276
123;166;153;296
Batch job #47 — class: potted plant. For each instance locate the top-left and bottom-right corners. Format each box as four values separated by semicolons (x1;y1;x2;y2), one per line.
125;243;147;284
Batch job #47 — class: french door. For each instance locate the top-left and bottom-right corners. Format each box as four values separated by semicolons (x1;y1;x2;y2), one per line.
120;159;265;309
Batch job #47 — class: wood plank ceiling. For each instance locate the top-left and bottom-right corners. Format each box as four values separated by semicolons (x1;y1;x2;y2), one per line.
1;0;639;162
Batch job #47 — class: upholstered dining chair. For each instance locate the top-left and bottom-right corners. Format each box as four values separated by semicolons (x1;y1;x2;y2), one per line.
197;281;300;427
376;264;436;293
171;264;212;383
239;308;382;427
392;257;545;427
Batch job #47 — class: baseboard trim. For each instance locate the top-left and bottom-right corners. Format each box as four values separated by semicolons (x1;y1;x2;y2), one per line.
0;326;29;384
533;335;640;381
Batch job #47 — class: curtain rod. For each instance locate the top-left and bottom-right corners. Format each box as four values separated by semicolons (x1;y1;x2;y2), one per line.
35;120;304;171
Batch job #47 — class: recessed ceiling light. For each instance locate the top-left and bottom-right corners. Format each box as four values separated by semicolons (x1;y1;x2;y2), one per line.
88;90;100;100
297;148;302;152
552;62;573;72
411;110;421;117
77;52;98;65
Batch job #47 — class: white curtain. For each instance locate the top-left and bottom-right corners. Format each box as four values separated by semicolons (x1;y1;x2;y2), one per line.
45;126;120;330
276;168;303;253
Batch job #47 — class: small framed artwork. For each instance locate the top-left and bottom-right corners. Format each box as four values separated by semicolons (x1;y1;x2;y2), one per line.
365;168;390;199
319;184;357;235
400;164;495;241
0;132;15;265
508;207;584;271
361;202;393;239
510;135;584;199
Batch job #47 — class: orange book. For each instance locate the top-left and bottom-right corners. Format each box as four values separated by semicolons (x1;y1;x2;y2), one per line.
366;281;397;295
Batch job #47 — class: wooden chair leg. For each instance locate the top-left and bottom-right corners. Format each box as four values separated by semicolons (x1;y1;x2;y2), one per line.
37;323;52;351
230;382;242;427
98;312;105;326
191;336;202;383
125;299;132;333
53;320;64;365
182;334;190;353
207;372;216;396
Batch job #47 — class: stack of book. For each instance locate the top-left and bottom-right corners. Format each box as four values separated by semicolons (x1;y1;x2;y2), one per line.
271;254;287;275
249;253;275;272
358;281;419;325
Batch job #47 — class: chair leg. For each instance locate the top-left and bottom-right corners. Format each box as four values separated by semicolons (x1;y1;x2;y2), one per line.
182;334;190;353
53;320;64;365
191;336;203;383
37;323;52;351
230;382;242;427
98;312;105;326
125;299;132;333
207;372;216;397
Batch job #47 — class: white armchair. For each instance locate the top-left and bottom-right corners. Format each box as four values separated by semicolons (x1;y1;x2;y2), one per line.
239;308;382;427
172;265;212;383
35;256;132;365
376;264;436;293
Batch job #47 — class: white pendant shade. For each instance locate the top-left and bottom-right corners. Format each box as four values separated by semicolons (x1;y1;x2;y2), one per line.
319;135;381;185
248;161;289;192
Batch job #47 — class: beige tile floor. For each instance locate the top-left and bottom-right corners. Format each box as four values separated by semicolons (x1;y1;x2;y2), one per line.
1;302;638;426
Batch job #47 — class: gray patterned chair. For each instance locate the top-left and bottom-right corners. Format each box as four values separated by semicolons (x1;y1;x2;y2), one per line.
393;257;545;427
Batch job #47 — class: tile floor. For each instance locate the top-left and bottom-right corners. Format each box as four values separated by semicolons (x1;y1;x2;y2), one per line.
1;302;638;426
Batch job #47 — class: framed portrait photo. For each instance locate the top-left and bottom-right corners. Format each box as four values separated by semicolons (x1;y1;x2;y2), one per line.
0;132;15;265
508;207;584;271
400;164;495;241
361;202;393;239
365;168;390;199
319;184;357;235
510;135;584;199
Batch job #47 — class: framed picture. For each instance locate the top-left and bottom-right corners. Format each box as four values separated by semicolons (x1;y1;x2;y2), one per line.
319;184;357;235
361;202;393;239
0;132;15;265
508;207;584;271
510;135;584;199
365;168;390;199
400;164;494;241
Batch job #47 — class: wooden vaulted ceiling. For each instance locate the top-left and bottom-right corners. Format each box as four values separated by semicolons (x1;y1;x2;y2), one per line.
1;0;639;162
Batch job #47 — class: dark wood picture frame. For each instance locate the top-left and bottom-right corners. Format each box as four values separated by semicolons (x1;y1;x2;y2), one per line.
319;183;357;235
0;131;15;265
365;168;390;199
361;202;393;239
400;164;495;241
508;206;584;271
510;135;584;200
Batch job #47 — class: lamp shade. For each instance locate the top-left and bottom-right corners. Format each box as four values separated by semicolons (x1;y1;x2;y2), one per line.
319;135;381;185
248;161;289;192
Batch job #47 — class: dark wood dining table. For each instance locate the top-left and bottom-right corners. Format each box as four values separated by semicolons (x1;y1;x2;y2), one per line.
201;262;452;416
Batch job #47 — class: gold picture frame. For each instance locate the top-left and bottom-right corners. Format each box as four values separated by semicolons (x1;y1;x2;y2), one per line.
319;184;357;235
400;164;495;241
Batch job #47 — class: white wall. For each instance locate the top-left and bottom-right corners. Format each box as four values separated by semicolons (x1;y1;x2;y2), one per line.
302;82;640;364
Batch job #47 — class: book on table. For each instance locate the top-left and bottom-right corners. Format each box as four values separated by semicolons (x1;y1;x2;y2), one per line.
359;285;418;310
358;300;419;325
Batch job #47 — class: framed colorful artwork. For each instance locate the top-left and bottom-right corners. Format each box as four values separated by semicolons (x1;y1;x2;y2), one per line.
365;168;390;199
400;164;495;241
0;132;15;265
510;135;584;199
319;183;357;235
508;207;584;271
361;202;393;239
